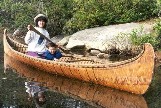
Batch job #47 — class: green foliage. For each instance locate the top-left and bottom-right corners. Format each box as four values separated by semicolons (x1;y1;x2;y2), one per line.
45;0;74;36
0;0;159;35
64;0;158;34
0;0;13;27
0;0;37;30
11;3;37;28
154;19;161;36
153;19;161;48
130;28;159;49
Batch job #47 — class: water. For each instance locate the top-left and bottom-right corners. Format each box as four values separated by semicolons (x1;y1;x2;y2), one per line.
1;39;161;108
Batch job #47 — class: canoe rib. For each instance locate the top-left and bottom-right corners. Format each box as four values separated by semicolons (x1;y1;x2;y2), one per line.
3;30;155;94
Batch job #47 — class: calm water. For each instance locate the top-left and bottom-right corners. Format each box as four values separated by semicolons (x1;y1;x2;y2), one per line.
1;40;161;108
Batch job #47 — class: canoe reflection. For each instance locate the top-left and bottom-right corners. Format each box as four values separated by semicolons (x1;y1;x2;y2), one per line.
25;81;47;107
4;54;148;108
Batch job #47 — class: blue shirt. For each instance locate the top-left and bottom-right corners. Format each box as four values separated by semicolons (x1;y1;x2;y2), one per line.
43;50;62;60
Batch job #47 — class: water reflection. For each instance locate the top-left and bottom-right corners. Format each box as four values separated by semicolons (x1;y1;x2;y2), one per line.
4;54;93;108
25;81;47;107
4;54;148;108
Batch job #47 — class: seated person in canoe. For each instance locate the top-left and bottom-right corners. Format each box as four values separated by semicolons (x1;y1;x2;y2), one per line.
43;42;62;60
25;14;50;57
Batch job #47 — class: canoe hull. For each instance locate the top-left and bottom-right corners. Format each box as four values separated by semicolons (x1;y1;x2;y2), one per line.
4;54;148;108
3;31;155;94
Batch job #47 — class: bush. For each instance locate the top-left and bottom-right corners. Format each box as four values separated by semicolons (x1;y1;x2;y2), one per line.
64;0;158;34
45;0;74;36
0;0;37;30
0;0;159;36
130;28;159;49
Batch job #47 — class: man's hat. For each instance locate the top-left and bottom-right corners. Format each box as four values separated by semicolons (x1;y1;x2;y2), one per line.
34;14;48;23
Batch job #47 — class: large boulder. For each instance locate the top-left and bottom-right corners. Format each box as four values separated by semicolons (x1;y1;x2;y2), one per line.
63;22;154;53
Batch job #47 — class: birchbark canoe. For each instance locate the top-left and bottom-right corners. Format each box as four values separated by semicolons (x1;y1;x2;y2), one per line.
3;29;155;94
4;54;148;108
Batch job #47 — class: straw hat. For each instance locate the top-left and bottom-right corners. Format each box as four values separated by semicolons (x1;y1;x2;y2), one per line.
34;14;48;23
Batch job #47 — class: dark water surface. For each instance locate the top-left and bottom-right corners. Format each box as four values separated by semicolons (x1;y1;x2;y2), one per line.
1;40;161;108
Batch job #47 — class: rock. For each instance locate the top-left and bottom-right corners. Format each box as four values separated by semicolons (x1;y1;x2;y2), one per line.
97;53;105;59
103;54;110;59
90;50;101;56
96;53;110;59
57;36;70;46
66;39;85;49
51;35;65;44
64;22;154;52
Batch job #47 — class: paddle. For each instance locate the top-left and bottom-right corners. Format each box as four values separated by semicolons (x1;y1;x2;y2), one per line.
28;25;71;54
